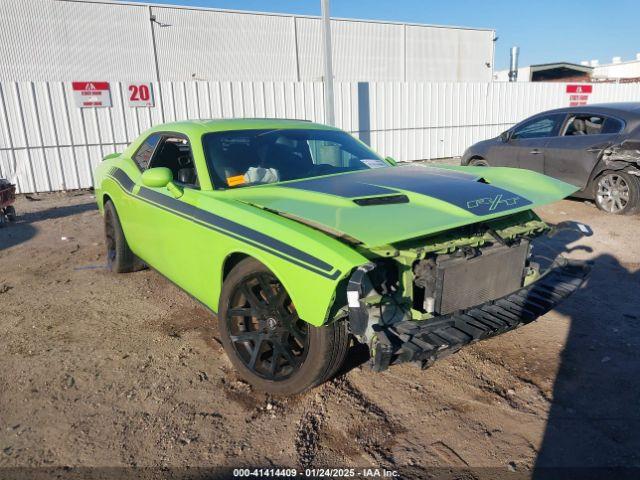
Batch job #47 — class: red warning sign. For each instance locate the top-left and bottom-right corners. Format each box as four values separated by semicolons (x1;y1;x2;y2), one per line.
72;82;112;108
566;84;593;106
566;84;593;94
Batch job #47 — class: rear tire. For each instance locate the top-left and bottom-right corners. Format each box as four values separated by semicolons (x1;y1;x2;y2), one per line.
218;258;349;395
469;158;489;167
5;206;16;222
594;170;640;215
104;200;146;273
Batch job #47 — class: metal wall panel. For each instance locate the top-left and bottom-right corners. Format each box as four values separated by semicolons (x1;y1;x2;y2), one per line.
0;0;156;81
3;79;640;193
0;0;495;83
406;26;495;82
151;7;298;81
0;80;328;192
365;81;640;163
296;18;405;81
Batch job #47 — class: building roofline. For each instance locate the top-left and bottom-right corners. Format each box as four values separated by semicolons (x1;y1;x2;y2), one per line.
596;58;640;68
55;0;495;32
529;62;593;72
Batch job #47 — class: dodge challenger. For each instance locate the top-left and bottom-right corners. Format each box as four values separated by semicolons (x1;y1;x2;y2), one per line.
94;119;590;395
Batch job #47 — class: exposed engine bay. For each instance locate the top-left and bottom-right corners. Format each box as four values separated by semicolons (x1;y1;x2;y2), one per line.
343;210;591;371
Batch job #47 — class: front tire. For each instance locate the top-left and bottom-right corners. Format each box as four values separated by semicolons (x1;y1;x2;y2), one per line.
594;170;640;215
218;258;349;395
104;200;146;273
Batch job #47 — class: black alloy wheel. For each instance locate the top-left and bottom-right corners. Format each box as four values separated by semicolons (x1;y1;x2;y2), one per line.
226;271;309;381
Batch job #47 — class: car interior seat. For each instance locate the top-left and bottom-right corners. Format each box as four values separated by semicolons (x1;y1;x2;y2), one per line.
152;141;198;187
176;167;198;186
263;143;312;181
571;118;587;135
209;143;257;186
151;141;182;171
585;118;603;135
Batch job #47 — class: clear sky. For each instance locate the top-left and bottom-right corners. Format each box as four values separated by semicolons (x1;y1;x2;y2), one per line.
123;0;640;70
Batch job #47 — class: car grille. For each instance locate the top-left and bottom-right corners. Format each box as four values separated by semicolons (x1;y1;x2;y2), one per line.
435;242;529;315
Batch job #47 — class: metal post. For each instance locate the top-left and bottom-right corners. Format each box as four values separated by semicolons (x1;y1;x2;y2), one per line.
149;6;165;122
508;46;519;82
321;0;335;126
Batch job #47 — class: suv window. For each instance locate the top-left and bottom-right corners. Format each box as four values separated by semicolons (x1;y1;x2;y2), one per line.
511;114;565;140
148;136;199;188
133;134;161;170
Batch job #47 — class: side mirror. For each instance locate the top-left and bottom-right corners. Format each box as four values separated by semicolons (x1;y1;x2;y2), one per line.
142;167;172;188
141;167;183;198
500;131;512;143
385;156;398;166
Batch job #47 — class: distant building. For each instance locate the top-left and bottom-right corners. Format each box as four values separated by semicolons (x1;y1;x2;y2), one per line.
0;0;496;83
590;55;640;83
494;62;592;82
494;54;640;83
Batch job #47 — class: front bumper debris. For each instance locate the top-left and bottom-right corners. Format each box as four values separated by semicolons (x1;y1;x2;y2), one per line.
369;258;591;372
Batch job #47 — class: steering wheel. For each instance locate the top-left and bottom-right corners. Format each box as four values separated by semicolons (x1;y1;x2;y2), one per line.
310;163;336;176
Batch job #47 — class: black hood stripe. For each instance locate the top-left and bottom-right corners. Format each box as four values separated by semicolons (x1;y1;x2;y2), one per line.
282;165;532;215
105;168;340;280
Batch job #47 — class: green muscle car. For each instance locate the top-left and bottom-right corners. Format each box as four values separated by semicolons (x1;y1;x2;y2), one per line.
93;119;590;395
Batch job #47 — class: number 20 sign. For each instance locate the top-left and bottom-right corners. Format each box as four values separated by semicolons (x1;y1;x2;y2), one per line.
126;82;154;107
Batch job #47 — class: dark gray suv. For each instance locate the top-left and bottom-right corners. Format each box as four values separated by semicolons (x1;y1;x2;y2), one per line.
461;103;640;214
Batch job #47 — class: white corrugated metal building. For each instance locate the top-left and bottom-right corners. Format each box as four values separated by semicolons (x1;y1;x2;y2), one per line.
0;0;496;82
6;1;637;194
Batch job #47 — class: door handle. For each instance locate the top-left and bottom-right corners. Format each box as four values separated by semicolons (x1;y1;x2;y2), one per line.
529;149;541;154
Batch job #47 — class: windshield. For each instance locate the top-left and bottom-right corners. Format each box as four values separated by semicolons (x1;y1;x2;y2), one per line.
202;129;388;189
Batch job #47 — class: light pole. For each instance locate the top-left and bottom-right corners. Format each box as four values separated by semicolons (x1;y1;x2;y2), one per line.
321;0;335;126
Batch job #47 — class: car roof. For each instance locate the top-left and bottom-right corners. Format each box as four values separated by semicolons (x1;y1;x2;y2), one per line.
542;102;640;118
145;118;339;137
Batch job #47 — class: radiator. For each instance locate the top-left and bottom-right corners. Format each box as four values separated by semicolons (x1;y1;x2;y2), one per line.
434;242;529;315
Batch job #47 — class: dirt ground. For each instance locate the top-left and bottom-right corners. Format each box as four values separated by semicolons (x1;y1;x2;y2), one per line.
1;190;639;479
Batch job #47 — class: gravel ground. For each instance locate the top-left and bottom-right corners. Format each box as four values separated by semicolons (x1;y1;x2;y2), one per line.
0;190;639;479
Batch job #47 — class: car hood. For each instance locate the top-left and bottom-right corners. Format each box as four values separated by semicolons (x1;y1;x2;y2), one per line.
223;164;577;247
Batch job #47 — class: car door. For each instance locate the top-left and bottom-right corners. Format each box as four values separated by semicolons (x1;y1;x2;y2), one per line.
543;114;625;189
128;133;213;298
506;113;567;174
484;134;520;167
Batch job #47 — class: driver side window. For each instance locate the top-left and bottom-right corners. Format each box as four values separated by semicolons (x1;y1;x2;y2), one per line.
511;114;565;140
148;135;199;188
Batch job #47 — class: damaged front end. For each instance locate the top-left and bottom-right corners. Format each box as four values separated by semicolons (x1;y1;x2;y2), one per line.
344;210;591;372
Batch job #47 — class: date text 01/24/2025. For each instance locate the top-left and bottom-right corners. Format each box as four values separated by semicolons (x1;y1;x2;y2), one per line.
232;468;400;477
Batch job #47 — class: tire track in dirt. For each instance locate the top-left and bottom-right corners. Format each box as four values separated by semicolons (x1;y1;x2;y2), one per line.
294;392;327;468
294;375;406;468
332;376;406;466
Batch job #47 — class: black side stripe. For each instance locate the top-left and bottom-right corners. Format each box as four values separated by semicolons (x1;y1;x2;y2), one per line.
106;168;341;280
